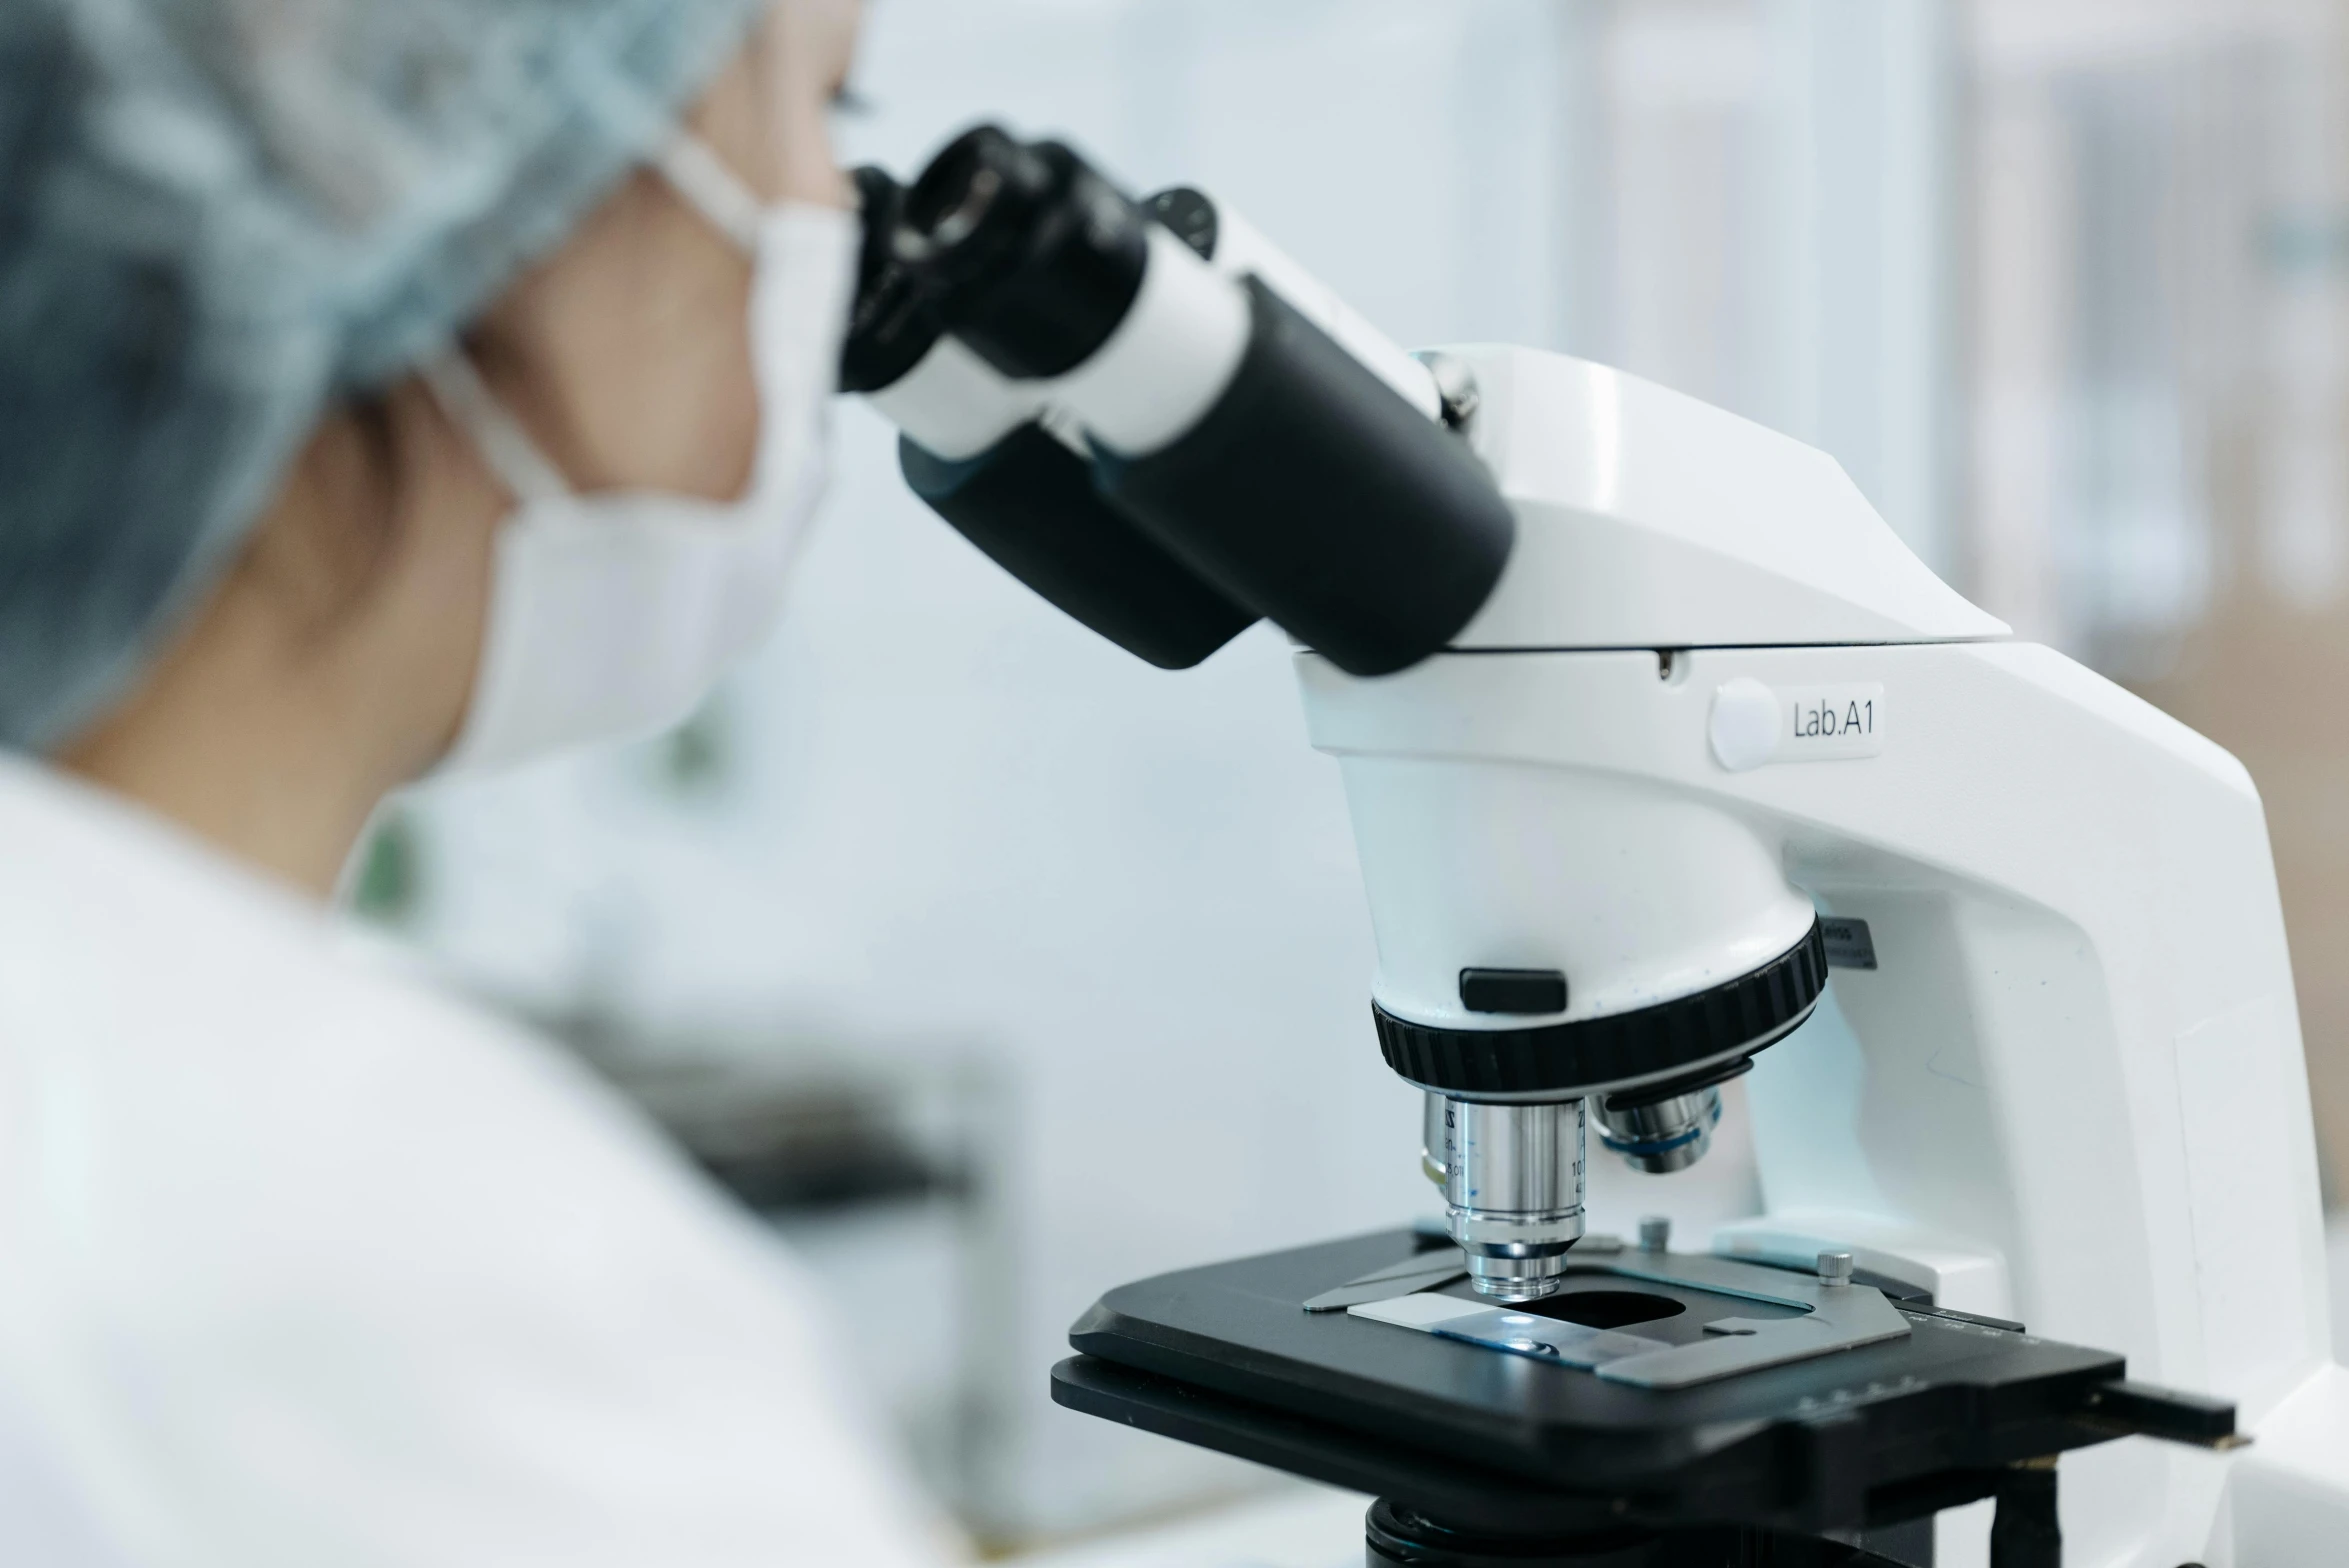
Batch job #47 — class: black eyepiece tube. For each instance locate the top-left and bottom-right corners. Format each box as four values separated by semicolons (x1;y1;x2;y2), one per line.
895;126;1053;278
895;125;1149;379
882;126;1516;676
1093;279;1514;677
901;429;1258;670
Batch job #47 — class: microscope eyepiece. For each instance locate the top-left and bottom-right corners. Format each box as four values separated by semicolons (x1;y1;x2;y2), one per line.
896;126;1150;379
867;124;1519;679
848;141;1263;673
897;125;1044;268
840;166;946;396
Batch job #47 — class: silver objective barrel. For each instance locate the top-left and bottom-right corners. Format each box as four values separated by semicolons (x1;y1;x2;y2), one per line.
1595;1085;1724;1175
1442;1097;1586;1300
1421;1090;1449;1186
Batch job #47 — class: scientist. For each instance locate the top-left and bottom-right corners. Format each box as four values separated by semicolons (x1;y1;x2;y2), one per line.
0;0;958;1561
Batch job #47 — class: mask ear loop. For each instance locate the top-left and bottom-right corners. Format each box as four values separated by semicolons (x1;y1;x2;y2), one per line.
420;133;764;507
418;349;573;505
652;132;766;257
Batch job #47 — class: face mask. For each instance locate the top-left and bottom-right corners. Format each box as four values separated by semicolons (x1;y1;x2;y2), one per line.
424;133;857;776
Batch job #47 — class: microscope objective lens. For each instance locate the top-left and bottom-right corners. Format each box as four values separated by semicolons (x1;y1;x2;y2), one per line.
1441;1097;1587;1300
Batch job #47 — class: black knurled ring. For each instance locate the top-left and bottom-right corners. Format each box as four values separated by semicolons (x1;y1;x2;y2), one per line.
1375;918;1827;1096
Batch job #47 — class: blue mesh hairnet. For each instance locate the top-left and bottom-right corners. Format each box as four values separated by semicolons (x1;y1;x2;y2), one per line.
0;0;767;751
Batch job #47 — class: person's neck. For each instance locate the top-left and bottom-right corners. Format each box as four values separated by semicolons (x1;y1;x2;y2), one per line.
58;580;417;900
57;388;488;899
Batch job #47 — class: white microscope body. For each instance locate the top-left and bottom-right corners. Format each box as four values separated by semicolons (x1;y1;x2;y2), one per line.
1301;343;2349;1567
858;123;2349;1563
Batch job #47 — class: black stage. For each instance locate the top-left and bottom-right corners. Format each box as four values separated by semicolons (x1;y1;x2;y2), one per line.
1052;1229;2235;1566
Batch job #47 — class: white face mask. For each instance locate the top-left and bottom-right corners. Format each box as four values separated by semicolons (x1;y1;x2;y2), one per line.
424;134;858;776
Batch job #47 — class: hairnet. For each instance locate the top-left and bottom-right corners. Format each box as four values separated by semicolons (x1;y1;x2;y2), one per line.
0;0;767;751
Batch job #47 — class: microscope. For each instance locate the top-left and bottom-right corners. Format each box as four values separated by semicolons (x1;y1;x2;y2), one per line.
846;126;2349;1566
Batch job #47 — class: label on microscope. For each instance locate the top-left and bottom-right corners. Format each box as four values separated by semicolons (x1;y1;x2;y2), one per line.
1709;679;1884;770
1819;917;1878;969
1779;683;1884;760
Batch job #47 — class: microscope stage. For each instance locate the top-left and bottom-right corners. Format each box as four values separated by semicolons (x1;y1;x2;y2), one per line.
1055;1229;2226;1537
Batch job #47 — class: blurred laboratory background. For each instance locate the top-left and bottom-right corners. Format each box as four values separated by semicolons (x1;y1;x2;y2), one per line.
356;0;2349;1553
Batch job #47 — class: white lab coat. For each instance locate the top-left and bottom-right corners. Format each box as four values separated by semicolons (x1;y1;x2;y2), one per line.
0;753;958;1568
